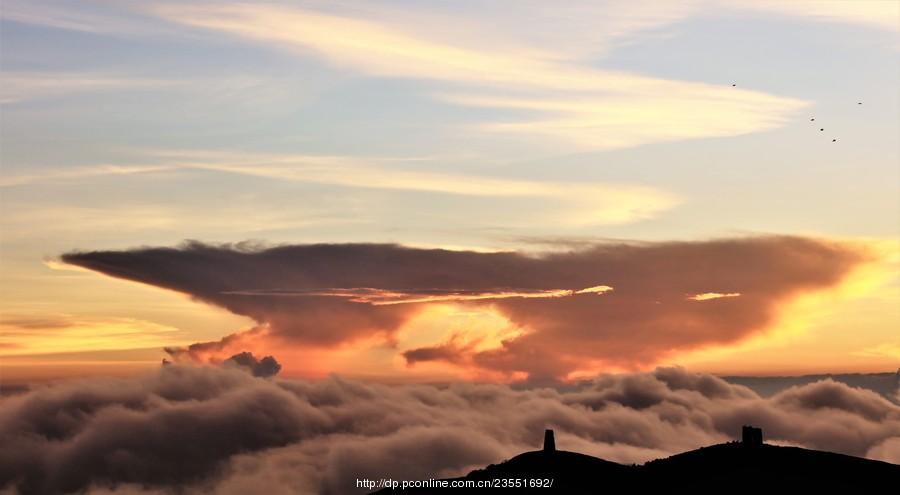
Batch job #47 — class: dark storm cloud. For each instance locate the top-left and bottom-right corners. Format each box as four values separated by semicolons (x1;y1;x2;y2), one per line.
164;325;267;362
223;351;282;377
1;366;897;494
402;342;470;365
61;237;869;378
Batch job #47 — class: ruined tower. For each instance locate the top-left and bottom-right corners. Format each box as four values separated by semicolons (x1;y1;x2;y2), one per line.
894;368;899;393
543;429;556;452
742;425;763;446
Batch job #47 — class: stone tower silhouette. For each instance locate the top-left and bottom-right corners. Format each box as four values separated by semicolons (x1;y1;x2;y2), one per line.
742;425;763;446
543;429;556;452
894;368;899;393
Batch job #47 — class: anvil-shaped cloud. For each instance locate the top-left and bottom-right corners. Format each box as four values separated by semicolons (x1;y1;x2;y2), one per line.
61;236;869;380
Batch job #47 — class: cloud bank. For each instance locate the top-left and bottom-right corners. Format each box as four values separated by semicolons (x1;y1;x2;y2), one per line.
1;365;897;494
61;236;869;380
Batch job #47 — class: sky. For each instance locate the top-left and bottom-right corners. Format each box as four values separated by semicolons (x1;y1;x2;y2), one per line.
1;0;899;384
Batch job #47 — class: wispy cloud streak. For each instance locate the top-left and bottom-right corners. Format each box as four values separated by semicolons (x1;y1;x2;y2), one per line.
222;285;613;306
149;3;809;149
2;149;678;227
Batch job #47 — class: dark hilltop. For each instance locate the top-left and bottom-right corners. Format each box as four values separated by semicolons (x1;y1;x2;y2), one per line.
374;427;899;493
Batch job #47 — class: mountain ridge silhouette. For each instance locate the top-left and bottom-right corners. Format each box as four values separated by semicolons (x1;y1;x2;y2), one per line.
373;437;899;493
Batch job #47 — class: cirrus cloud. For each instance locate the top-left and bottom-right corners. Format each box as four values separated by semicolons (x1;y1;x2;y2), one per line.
148;2;809;150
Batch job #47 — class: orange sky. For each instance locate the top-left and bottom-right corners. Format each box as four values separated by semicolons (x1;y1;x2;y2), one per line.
1;1;898;385
2;237;896;384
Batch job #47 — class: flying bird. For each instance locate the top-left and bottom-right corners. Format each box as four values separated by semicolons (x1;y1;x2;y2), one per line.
732;84;736;87
810;118;815;121
832;139;837;142
820;128;824;131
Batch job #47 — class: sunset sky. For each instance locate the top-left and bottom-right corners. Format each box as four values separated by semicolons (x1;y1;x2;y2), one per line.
1;0;898;384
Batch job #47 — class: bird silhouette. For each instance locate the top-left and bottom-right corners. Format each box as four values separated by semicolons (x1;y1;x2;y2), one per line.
832;139;837;142
810;118;815;121
820;128;824;131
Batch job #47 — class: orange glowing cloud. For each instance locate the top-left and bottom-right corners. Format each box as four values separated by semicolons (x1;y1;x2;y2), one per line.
222;285;613;306
688;292;742;301
0;315;186;356
61;236;872;381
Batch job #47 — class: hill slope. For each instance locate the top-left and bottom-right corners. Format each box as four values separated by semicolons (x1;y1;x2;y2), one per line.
374;443;899;493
